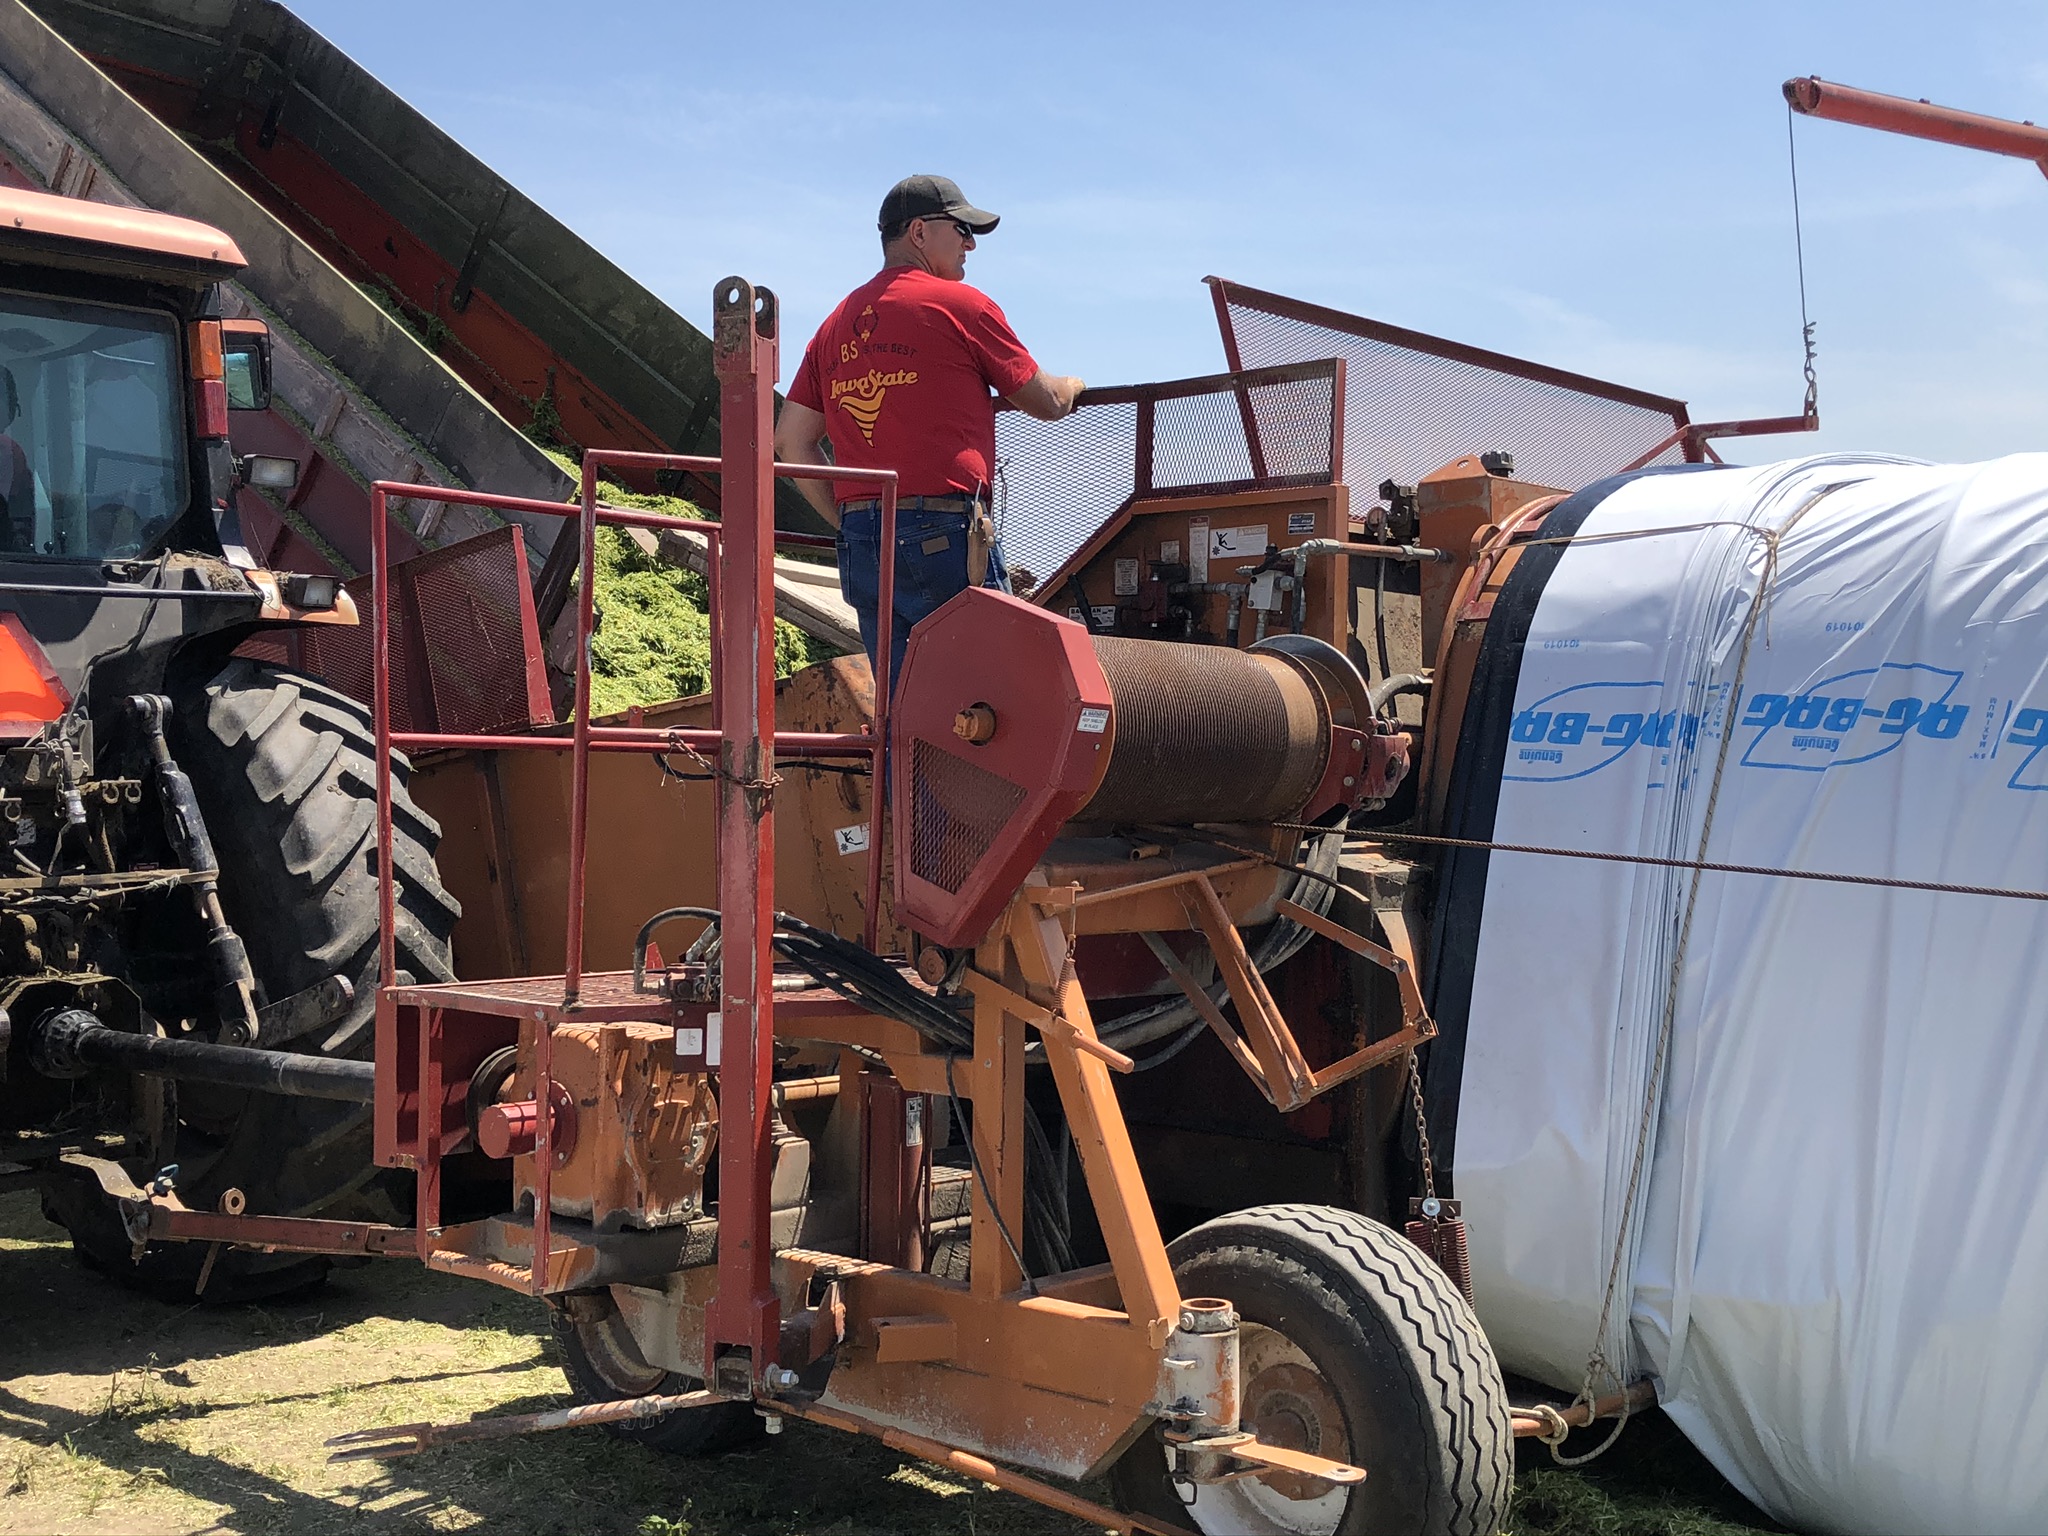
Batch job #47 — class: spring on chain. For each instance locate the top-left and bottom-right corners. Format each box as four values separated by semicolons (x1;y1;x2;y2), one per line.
1405;1200;1475;1306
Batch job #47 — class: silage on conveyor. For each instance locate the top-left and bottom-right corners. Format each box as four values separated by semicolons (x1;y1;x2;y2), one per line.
545;449;836;716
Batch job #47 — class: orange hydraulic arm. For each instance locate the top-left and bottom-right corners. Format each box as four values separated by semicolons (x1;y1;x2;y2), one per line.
1784;76;2048;179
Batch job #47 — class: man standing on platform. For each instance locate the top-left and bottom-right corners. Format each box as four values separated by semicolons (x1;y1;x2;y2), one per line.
775;174;1084;691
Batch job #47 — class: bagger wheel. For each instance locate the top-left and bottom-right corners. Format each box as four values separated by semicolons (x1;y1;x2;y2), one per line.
550;1291;762;1454
1107;1203;1512;1536
43;660;460;1301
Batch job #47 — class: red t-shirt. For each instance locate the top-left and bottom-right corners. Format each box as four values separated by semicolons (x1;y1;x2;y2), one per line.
788;267;1038;505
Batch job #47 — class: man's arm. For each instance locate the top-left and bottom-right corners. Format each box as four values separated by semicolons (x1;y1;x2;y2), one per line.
773;400;839;526
1005;370;1086;422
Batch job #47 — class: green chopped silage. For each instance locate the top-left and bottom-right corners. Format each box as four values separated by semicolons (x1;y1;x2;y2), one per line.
540;448;838;717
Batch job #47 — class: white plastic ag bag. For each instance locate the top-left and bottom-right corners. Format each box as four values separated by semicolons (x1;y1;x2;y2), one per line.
1446;454;2048;1536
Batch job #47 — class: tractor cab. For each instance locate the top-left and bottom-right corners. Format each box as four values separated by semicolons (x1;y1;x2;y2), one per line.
0;188;276;570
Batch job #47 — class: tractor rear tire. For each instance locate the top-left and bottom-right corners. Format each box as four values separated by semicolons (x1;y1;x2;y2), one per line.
551;1291;764;1455
1107;1203;1513;1536
43;659;460;1302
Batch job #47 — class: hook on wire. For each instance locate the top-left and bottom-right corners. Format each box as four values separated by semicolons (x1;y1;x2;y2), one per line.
1787;103;1820;422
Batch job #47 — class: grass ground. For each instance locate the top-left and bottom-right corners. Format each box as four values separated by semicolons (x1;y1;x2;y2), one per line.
1508;1417;1789;1536
3;1190;1787;1535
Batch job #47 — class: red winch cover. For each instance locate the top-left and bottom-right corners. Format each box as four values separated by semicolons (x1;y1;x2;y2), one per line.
891;589;1113;947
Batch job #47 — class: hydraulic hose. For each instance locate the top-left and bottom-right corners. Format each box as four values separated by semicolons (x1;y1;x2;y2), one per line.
1370;673;1430;716
632;905;973;1054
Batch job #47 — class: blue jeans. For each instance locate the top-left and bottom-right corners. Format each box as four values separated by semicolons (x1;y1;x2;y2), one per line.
837;507;1010;695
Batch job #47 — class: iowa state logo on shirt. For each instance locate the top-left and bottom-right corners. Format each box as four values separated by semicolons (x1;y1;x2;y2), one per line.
830;365;919;444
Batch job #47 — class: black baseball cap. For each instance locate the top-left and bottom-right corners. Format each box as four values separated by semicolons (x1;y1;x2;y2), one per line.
879;175;999;235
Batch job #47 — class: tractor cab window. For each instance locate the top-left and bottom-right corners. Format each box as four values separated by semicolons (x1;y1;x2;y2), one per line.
0;292;185;560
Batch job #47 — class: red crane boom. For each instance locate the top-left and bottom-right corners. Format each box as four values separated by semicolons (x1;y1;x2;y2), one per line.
1784;76;2048;178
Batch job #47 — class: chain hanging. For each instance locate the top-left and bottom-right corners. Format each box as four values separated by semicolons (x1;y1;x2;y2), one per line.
660;729;784;798
1403;1044;1473;1305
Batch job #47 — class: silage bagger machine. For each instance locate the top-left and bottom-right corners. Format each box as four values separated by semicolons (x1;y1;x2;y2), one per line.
37;250;1815;1533
14;46;2031;1535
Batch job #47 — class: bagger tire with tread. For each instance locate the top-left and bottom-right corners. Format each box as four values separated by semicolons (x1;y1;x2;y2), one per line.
551;1291;762;1454
46;660;460;1301
1109;1203;1513;1536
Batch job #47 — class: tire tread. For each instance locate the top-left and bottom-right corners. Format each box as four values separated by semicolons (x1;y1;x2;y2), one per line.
1197;1203;1512;1536
47;659;461;1301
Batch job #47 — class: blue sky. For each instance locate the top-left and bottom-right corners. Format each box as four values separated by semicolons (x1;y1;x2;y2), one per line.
295;0;2047;466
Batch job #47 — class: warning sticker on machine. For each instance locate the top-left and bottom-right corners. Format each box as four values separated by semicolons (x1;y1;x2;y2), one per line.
1288;510;1317;535
1160;540;1181;564
1189;518;1210;583
678;1012;723;1068
1210;524;1269;560
1114;558;1140;596
834;823;870;856
1067;606;1118;628
1077;706;1110;734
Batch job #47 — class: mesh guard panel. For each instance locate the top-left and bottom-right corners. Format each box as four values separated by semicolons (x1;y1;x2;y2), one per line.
1209;277;1694;500
992;360;1338;593
235;525;551;736
908;736;1029;896
407;533;546;733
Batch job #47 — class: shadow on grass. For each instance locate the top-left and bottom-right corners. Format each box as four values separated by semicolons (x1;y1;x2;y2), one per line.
1509;1408;1793;1536
9;1188;1798;1536
4;1379;1087;1536
1;1190;1089;1535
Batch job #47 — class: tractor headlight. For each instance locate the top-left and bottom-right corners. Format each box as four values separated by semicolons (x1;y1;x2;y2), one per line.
281;573;340;610
238;454;300;490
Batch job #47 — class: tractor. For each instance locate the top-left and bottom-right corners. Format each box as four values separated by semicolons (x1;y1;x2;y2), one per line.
0;182;457;1299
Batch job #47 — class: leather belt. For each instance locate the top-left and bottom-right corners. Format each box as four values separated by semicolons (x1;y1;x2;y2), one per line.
837;494;981;515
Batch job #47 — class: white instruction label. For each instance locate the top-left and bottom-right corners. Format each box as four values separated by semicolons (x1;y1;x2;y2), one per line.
1113;557;1140;597
706;1011;722;1068
1160;540;1181;565
834;823;870;856
1077;706;1110;734
676;1025;704;1056
1189;518;1210;583
1066;606;1118;629
1211;524;1270;561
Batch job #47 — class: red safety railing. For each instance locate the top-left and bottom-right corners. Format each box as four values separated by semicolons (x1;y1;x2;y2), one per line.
368;464;899;999
369;448;898;1312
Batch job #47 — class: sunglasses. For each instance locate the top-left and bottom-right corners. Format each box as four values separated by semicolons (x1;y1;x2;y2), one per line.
921;216;974;240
